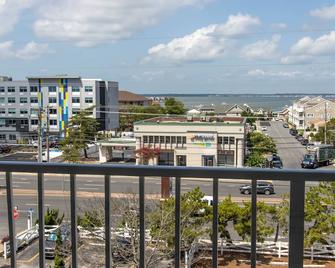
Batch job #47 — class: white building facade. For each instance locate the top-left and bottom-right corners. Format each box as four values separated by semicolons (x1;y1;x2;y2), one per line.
0;75;119;143
134;116;246;167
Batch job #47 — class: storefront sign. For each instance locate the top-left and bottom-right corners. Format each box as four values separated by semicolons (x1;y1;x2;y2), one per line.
191;134;215;148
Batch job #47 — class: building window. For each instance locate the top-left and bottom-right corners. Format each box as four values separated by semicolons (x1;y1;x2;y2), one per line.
72;87;80;92
72;109;80;115
20;97;28;103
307;113;314;118
8;108;16;114
177;136;181;144
20;119;28;125
229;137;235;145
149;136;153;143
182;136;186;144
223;137;229;144
143;136;148;143
218;150;235;166
0;87;4;92
0;108;5;114
160;136;165;143
20;109;28;114
0;134;5;140
9;134;16;141
166;136;170;144
158;151;174;166
177;155;187;166
8;97;15;103
85;97;93;103
0;97;4;103
30;86;38;92
8;87;15;93
171;136;176;144
30;97;38;103
154;136;159;143
49;108;57;115
299;112;304;117
0;119;5;127
50;119;57;126
85;86;93;92
7;119;16;126
31;119;38;125
20;87;27;92
49;97;57;104
48;86;57;92
218;137;223;144
72;97;80;103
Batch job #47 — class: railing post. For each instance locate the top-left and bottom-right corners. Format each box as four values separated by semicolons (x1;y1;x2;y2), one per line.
139;176;145;267
105;175;112;268
38;172;45;268
289;179;305;268
251;179;257;268
212;178;218;268
70;174;77;268
6;171;16;268
175;177;181;268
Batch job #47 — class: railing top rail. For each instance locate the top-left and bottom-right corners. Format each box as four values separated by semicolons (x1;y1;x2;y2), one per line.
0;161;334;181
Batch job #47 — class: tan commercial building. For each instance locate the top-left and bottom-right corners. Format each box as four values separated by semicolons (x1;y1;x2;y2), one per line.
134;116;246;167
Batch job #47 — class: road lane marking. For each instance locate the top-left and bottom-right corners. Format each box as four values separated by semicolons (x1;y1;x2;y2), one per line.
78;187;100;191
13;181;31;184
83;183;103;187
25;203;51;207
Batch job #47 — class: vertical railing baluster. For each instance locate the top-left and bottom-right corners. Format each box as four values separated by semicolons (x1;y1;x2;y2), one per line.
251;179;257;268
212;178;218;268
6;171;16;268
175;177;181;268
289;179;305;268
70;174;77;268
38;172;45;268
105;175;112;268
139;176;145;267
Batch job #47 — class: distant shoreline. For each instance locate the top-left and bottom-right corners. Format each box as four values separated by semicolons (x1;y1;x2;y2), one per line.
143;93;335;97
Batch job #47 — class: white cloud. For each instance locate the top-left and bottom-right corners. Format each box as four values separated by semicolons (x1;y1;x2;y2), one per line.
33;0;212;47
0;0;35;36
0;41;49;60
281;31;335;64
247;69;301;78
271;23;287;30
144;13;261;62
310;4;335;20
240;34;281;60
16;41;49;60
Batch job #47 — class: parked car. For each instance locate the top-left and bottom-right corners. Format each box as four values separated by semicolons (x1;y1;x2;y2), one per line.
239;181;275;195
289;129;298;136
261;126;267;131
301;139;308;146
272;160;283;169
45;224;71;259
296;135;304;142
283;123;289;128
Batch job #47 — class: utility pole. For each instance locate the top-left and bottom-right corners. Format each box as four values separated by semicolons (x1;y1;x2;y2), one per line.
324;102;327;144
46;107;50;162
37;108;43;162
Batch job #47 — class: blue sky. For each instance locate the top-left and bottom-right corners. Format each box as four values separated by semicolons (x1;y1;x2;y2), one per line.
0;0;335;94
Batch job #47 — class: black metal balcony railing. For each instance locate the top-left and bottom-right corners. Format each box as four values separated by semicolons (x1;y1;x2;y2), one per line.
1;161;335;268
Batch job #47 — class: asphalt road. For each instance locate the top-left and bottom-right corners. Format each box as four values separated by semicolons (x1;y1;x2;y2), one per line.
265;121;307;169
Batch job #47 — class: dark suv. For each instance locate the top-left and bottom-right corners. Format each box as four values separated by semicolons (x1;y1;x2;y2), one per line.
239;181;275;195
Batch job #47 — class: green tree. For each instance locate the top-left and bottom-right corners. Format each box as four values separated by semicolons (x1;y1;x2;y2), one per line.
54;230;65;268
304;182;335;247
35;208;64;226
164;98;186;115
150;187;210;253
134;147;160;165
249;132;276;154
217;196;240;243
60;108;99;161
311;118;335;144
246;152;266;167
234;201;275;243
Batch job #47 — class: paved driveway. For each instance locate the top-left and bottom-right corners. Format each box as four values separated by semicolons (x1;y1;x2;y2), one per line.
264;121;307;169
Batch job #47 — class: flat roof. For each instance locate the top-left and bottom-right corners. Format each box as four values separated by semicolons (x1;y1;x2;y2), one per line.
27;75;82;79
135;116;245;126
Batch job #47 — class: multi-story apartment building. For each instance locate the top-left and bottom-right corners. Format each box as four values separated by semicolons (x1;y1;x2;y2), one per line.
134;116;246;167
0;75;119;143
288;96;335;130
